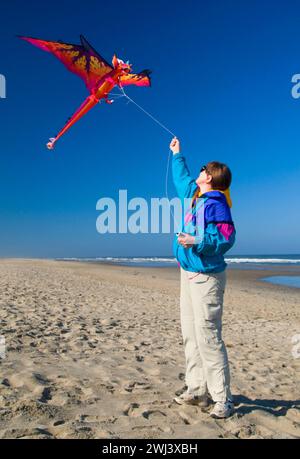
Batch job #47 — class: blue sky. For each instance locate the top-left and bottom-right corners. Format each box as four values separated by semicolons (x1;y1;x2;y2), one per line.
0;0;300;257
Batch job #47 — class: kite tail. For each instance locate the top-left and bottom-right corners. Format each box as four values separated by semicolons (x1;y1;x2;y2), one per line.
46;138;56;150
46;94;99;149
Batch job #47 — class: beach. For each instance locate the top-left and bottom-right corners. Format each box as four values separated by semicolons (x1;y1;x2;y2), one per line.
0;258;299;439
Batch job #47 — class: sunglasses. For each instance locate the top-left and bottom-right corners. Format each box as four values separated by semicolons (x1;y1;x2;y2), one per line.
200;165;207;173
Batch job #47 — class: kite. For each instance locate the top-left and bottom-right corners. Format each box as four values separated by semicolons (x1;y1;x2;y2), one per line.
19;35;151;149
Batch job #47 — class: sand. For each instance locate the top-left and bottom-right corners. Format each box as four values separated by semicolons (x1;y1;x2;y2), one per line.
0;258;299;439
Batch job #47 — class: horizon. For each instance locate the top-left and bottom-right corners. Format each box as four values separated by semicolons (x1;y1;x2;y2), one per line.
1;253;299;259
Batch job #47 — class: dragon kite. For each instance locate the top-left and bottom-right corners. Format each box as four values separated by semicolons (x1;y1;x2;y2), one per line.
19;35;151;149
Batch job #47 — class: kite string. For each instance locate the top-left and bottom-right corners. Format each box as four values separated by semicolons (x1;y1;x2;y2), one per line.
117;85;177;137
164;146;179;228
117;84;181;233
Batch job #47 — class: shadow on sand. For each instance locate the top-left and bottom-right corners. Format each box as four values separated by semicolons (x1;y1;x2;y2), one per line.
233;394;300;417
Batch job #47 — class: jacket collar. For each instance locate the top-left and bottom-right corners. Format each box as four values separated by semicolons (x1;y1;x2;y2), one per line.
198;188;232;208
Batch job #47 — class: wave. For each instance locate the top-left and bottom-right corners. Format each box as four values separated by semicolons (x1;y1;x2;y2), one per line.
226;258;300;264
58;257;177;263
58;256;300;265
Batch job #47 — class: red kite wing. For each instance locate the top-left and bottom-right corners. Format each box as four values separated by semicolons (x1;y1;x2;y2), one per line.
119;70;151;87
19;35;113;92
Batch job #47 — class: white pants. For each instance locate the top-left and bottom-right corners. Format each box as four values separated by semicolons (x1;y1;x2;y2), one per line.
180;268;232;402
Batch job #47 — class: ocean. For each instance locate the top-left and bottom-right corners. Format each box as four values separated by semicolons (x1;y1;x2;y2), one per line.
58;254;300;268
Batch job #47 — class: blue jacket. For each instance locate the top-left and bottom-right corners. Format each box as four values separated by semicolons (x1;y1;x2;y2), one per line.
172;153;236;273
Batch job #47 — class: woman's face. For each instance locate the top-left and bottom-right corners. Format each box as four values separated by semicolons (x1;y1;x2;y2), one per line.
196;167;211;187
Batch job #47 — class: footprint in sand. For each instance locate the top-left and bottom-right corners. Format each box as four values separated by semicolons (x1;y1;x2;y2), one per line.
123;402;140;416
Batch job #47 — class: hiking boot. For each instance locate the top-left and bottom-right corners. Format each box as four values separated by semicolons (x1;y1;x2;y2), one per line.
210;401;235;419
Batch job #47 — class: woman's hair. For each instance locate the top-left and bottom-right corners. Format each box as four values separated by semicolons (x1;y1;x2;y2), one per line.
206;161;232;190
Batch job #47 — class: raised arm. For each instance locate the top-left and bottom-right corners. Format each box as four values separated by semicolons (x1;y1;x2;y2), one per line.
170;137;196;199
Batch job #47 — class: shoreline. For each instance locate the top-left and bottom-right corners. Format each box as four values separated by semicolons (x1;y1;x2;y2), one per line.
4;255;300;285
2;255;300;276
